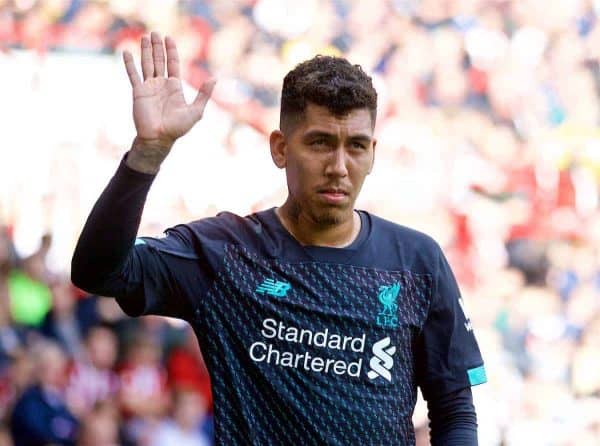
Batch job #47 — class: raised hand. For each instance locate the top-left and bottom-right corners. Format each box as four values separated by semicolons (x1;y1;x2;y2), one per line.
122;32;215;173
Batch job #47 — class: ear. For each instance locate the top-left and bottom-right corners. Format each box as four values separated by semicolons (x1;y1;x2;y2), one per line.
269;130;287;169
368;138;377;174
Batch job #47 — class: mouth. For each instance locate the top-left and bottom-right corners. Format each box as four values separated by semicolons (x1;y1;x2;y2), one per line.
317;187;350;204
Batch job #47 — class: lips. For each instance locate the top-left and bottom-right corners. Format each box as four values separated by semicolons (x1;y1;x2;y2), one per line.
317;187;350;204
317;187;349;195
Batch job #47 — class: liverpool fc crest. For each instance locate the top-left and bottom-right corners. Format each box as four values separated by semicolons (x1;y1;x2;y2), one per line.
376;283;401;328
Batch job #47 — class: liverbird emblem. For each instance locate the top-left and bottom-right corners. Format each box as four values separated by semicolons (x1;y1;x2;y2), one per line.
376;283;401;329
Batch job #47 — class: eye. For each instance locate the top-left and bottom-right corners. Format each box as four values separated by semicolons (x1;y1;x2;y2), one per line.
310;138;327;146
351;141;366;149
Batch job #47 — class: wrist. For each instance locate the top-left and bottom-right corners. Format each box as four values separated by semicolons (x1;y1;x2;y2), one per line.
125;137;173;174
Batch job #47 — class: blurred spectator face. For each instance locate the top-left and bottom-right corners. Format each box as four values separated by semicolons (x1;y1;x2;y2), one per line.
119;336;168;423
50;278;76;317
34;341;69;389
208;15;254;74
347;0;388;37
172;389;207;430
72;2;112;34
9;349;34;394
22;254;45;282
481;126;519;167
433;66;467;105
127;337;161;367
566;285;599;328
39;0;70;21
77;403;119;446
391;27;436;78
57;2;113;51
172;16;212;67
417;0;449;23
86;326;118;370
570;246;597;278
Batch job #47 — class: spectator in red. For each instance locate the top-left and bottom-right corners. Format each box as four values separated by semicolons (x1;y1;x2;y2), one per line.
167;325;212;410
66;325;119;417
118;335;169;445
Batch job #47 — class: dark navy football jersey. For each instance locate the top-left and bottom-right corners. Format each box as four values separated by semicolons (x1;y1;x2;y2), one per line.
117;208;486;445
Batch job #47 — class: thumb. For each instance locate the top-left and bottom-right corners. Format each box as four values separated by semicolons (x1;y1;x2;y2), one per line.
190;79;217;122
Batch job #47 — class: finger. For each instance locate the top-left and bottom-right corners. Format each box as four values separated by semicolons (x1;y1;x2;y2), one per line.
141;36;153;81
165;35;180;78
122;51;141;87
151;31;165;78
190;79;217;121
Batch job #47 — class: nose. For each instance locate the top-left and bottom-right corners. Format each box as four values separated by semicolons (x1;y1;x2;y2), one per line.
324;146;348;178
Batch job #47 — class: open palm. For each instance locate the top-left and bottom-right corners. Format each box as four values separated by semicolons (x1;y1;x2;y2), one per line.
123;32;215;148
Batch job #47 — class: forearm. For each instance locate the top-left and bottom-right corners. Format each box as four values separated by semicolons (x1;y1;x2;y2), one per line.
427;386;478;446
71;151;156;293
125;137;171;174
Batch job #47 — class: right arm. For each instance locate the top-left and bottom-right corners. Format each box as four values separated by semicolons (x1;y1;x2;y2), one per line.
70;151;155;296
71;32;215;306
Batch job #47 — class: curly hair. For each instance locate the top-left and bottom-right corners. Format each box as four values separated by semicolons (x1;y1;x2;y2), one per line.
280;55;377;133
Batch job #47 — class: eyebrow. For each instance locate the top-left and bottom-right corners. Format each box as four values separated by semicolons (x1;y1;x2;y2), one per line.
302;130;373;142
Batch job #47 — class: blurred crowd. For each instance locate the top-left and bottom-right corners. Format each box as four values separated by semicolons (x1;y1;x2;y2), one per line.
1;0;600;444
0;229;213;445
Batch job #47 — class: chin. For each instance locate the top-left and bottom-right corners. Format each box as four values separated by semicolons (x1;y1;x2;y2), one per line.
313;206;352;226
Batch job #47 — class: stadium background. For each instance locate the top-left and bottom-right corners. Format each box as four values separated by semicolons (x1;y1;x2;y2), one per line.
1;0;600;444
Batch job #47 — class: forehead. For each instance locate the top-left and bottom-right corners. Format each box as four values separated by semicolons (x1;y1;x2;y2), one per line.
298;103;374;137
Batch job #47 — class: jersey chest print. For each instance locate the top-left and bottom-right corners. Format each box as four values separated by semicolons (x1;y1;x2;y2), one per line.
193;244;433;445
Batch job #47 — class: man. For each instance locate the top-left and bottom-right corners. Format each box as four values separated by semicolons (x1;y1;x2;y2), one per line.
72;32;486;445
11;340;79;445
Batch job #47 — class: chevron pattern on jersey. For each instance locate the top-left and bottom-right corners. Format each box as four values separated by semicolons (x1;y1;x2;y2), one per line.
192;244;433;446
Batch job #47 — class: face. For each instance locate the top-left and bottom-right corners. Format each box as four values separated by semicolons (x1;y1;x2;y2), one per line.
270;103;376;226
173;391;207;429
38;346;68;388
87;327;118;370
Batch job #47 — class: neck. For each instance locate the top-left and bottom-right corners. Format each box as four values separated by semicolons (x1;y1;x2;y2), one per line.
276;201;361;248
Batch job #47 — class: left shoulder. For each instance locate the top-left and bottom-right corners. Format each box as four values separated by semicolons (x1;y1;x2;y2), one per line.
363;211;442;257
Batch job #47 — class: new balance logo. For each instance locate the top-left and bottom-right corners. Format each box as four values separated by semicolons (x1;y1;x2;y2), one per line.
367;337;396;382
256;279;291;298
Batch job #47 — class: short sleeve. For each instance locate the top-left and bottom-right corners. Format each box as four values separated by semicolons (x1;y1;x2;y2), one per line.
114;227;212;320
416;246;487;400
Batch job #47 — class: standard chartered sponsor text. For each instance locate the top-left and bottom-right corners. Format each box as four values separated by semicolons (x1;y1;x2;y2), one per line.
249;318;365;377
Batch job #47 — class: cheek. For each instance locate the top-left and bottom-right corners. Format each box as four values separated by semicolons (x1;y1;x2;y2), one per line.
347;157;369;177
287;157;320;192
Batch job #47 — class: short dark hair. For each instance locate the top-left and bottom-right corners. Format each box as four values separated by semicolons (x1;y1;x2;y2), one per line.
280;55;377;133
